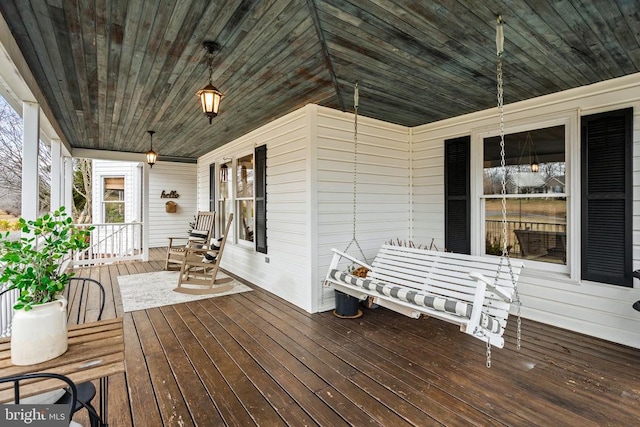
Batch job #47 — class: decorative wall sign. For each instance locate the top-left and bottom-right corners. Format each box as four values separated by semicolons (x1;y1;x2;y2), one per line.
161;190;180;198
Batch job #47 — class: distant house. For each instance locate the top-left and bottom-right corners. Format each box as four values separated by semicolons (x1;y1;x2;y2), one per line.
545;175;565;193
509;172;546;193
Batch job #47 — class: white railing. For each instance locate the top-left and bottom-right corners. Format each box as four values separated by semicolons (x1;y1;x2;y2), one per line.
0;283;18;338
73;222;144;266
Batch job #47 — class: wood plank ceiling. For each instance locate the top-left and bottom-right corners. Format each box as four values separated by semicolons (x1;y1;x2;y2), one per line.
1;1;639;160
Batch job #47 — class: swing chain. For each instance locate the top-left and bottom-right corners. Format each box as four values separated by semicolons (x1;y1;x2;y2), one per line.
352;81;359;243
343;82;368;263
516;288;522;350
495;15;522;353
486;340;492;368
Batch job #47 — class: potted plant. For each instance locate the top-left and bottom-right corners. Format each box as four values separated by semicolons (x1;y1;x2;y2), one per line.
0;207;92;365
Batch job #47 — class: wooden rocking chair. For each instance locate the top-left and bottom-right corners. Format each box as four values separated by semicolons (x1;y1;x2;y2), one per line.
174;213;234;295
165;211;216;270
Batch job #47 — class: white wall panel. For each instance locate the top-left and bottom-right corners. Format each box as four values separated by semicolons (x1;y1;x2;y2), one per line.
197;107;312;310
315;106;411;311
92;160;140;224
147;162;197;248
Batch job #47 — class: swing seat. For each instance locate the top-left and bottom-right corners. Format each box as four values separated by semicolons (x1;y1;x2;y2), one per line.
324;244;524;348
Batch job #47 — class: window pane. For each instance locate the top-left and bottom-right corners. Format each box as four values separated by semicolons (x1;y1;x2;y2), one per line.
484;126;565;195
218;200;231;236
236;154;254;198
104;202;125;223
485;198;566;264
103;177;125;223
238;199;254;242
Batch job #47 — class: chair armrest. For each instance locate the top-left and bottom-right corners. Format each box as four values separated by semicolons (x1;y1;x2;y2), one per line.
167;237;190;247
183;246;215;255
327;248;372;276
469;272;512;302
330;248;372;269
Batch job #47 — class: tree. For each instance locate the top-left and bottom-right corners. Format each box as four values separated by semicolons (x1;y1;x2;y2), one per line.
0;97;51;215
73;158;92;223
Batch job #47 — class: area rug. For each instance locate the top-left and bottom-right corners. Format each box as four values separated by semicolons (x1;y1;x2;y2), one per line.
117;271;252;312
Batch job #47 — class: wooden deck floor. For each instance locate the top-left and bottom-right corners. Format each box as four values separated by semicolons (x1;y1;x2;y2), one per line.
74;248;640;426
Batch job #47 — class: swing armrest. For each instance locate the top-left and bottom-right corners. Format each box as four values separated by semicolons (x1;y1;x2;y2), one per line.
330;248;372;270
469;272;512;302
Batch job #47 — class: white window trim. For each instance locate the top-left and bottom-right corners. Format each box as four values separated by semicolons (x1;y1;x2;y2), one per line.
470;110;579;280
230;153;256;249
217;161;232;240
102;175;126;224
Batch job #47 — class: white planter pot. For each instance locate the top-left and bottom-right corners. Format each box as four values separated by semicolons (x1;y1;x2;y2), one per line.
11;297;68;365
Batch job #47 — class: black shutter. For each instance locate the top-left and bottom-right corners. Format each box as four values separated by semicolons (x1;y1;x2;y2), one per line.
255;145;267;254
581;108;632;287
209;163;216;213
445;136;470;254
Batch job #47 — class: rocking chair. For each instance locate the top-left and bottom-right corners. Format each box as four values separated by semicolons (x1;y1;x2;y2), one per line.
174;213;234;295
165;211;216;270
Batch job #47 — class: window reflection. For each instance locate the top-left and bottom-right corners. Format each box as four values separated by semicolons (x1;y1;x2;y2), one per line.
483;126;566;264
236;154;254;243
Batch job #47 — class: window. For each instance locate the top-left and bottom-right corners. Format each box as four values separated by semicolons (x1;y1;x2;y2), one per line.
483;126;566;265
103;177;125;223
236;154;254;243
445;108;631;286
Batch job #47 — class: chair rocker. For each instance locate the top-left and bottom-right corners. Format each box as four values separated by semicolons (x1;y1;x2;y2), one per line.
174;213;234;295
165;211;216;270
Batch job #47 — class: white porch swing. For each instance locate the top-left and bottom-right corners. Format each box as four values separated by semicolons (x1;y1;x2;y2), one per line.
324;16;524;367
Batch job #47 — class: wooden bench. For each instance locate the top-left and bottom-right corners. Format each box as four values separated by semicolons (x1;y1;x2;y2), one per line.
324;244;524;348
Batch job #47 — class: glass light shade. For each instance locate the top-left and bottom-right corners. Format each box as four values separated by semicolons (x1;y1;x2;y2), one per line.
530;162;539;173
146;149;158;167
197;84;223;124
220;163;228;183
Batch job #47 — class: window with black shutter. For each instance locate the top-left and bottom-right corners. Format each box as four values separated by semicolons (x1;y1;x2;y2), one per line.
255;145;267;254
581;108;632;287
445;136;470;254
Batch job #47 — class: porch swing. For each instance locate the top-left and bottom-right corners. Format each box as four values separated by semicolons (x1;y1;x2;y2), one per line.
324;16;524;366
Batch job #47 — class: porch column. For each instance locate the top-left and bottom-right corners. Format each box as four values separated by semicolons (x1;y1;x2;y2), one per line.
142;163;150;261
64;156;74;212
21;101;39;221
50;139;62;211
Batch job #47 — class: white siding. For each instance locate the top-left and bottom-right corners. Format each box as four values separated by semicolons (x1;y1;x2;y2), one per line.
148;161;198;248
315;106;411;311
198;107;311;311
411;73;640;348
92;160;140;224
197;105;410;313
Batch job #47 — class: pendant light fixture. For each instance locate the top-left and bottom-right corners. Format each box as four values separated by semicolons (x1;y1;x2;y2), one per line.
146;130;158;168
197;41;224;124
518;132;540;173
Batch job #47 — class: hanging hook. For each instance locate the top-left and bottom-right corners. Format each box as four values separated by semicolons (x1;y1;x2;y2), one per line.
496;15;504;57
354;81;359;109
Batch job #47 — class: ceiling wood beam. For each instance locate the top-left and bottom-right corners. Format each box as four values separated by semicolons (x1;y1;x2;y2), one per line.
307;0;345;112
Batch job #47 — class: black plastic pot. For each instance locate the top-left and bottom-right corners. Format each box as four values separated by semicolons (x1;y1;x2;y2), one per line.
333;290;362;318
